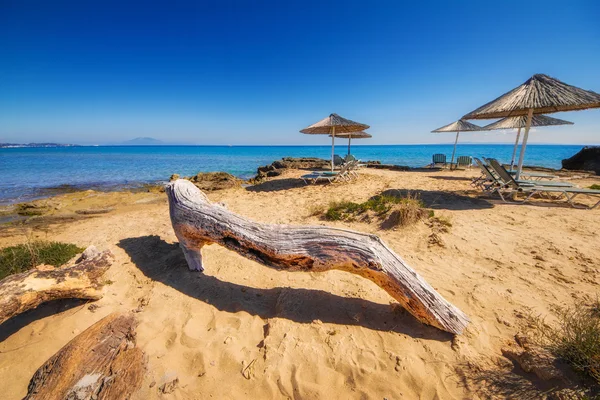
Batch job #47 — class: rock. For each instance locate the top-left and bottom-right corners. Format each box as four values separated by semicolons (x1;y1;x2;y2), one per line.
16;202;49;216
170;173;180;181
561;146;600;174
186;172;242;191
266;170;282;177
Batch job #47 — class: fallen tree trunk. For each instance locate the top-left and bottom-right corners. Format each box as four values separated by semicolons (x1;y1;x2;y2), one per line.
0;247;113;324
25;313;146;399
166;179;469;335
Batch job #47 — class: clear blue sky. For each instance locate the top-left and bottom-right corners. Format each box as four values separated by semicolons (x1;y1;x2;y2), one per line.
1;0;599;145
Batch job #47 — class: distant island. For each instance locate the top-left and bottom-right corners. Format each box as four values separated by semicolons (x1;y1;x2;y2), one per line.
0;143;80;148
120;137;164;145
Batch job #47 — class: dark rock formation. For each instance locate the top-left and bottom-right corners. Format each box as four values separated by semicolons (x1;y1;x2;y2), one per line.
252;157;331;182
185;172;243;191
562;146;600;174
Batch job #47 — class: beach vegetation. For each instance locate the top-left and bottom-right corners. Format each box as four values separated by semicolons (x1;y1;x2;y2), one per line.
0;241;84;280
589;184;600;190
528;298;600;385
324;193;430;228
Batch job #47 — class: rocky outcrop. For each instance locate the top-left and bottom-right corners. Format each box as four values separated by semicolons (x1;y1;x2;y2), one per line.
252;157;383;182
562;146;600;174
252;157;330;181
184;172;243;191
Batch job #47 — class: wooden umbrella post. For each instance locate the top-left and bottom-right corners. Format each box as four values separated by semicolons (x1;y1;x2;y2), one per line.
510;127;521;170
516;109;533;180
331;126;336;171
347;133;352;155
450;131;460;167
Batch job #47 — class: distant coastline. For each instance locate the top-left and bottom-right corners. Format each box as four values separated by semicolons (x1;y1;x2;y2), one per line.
0;143;81;148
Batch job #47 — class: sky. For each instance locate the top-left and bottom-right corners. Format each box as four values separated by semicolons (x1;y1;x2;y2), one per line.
1;0;599;145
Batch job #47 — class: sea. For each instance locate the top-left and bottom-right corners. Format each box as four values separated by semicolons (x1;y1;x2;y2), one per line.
0;144;585;205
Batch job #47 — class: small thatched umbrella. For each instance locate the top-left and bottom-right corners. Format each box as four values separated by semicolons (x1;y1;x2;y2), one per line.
482;115;574;170
329;131;372;155
463;74;600;179
431;120;484;165
301;113;370;171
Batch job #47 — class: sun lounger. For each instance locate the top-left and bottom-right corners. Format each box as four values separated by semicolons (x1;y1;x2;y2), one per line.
430;154;447;168
484;159;600;208
302;161;355;184
485;159;573;188
472;158;499;190
506;169;558;180
455;156;473;169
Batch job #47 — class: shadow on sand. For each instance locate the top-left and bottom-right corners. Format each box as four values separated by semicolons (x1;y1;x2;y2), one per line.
118;235;451;342
0;298;85;342
379;188;493;211
245;178;308;192
429;175;474;182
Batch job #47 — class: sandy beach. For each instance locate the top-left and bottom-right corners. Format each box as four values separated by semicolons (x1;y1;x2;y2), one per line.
0;166;599;399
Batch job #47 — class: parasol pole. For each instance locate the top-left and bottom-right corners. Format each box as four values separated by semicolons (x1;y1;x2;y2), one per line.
515;109;533;180
331;126;335;172
347;133;352;155
450;131;459;166
510;127;521;171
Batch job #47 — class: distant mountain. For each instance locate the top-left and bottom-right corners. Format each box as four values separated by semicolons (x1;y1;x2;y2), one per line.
121;137;164;145
0;142;80;148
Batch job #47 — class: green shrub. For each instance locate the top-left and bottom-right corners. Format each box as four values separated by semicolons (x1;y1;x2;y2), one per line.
529;299;600;385
589;184;600;190
0;241;85;280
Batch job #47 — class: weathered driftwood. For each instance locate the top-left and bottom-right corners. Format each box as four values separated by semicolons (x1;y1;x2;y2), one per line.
0;246;113;324
166;179;469;335
25;313;146;399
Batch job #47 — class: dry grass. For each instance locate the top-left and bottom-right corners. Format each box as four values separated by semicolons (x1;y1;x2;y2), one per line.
324;193;431;228
527;299;600;386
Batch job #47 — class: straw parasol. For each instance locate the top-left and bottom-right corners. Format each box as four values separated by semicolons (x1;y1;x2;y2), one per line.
301;113;370;171
463;74;600;179
329;131;372;155
482;115;574;170
431;120;484;165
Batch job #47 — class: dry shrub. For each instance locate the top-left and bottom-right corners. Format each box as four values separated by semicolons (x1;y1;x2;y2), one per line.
528;299;600;385
324;192;431;228
382;196;431;228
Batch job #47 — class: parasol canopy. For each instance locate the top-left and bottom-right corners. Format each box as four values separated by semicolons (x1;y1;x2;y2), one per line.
462;74;600;179
431;120;484;166
329;131;372;155
301;113;370;170
482;115;574;170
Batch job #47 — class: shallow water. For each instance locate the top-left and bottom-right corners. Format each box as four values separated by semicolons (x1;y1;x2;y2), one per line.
0;144;584;204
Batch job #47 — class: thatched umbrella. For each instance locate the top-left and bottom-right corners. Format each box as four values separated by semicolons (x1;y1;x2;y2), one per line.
431;120;484;165
329;131;372;155
301;113;370;171
482;115;574;170
463;74;600;179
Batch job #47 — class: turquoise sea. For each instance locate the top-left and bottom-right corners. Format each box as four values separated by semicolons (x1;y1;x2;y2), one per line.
0;144;584;204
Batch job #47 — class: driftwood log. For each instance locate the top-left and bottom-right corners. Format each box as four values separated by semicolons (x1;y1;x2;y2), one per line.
166;179;469;334
25;313;146;399
0;246;113;324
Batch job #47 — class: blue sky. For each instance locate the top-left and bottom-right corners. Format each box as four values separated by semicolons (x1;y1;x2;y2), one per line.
1;0;599;145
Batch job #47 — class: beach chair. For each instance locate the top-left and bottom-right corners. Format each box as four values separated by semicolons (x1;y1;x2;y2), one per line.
485;159;600;208
302;162;352;184
485;159;573;188
455;156;472;169
472;158;500;190
345;154;366;169
506;169;558;181
334;154;346;167
430;154;447;168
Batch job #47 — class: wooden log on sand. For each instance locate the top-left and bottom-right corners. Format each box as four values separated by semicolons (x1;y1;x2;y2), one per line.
166;179;469;335
25;313;146;399
0;247;113;324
